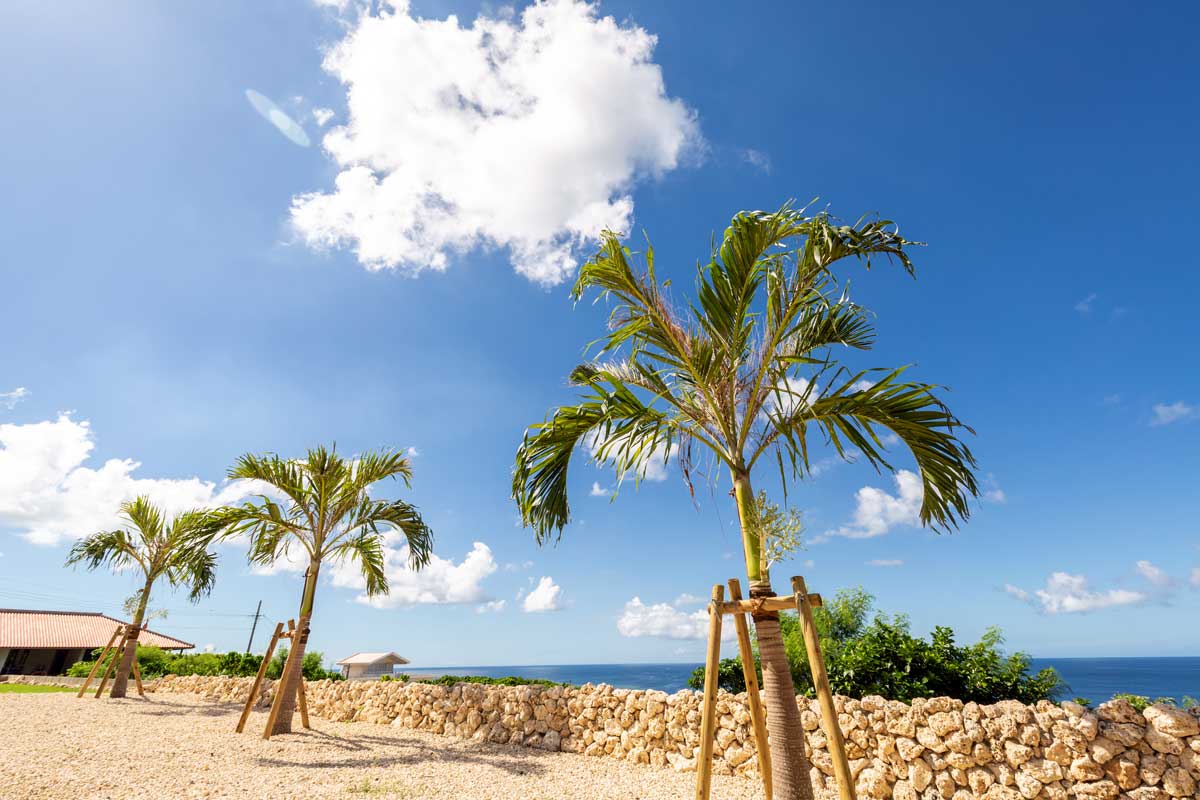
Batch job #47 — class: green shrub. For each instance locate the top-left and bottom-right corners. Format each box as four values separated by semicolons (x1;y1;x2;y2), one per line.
65;645;339;681
414;674;562;688
688;658;759;694
689;587;1065;704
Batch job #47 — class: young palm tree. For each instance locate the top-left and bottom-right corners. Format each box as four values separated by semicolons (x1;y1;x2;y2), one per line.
513;204;979;800
215;445;433;735
66;496;219;698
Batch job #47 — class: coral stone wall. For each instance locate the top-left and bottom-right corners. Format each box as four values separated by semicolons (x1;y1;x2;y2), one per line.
151;675;1200;799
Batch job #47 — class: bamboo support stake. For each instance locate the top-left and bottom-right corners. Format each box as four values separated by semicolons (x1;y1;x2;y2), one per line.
262;619;300;740
132;658;144;697
94;627;131;698
694;584;725;800
237;622;283;733
77;626;123;698
793;576;856;800
728;578;772;800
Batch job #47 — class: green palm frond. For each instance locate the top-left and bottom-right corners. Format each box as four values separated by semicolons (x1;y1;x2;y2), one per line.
514;200;977;547
214;444;434;596
329;530;389;597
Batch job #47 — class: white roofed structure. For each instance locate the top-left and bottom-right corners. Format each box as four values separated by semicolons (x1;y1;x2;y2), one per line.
335;651;409;680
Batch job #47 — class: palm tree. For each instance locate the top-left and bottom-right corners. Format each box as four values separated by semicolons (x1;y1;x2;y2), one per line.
513;204;978;800
214;445;433;735
66;496;219;699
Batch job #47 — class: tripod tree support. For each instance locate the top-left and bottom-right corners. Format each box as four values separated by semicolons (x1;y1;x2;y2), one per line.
694;575;855;800
76;624;147;699
235;618;312;740
236;621;284;734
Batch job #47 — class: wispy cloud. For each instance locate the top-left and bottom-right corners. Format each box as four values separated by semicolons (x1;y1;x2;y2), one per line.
867;558;903;567
1135;559;1172;588
981;474;1007;504
475;600;506;614
672;593;704;607
1151;401;1195;426
737;147;772;174
0;387;29;410
1074;293;1097;314
590;481;611;497
1190;567;1200;589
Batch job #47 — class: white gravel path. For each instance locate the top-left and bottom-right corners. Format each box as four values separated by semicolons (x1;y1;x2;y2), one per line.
1;693;763;800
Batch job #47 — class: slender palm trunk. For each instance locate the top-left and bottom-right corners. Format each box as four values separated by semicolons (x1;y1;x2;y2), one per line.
734;471;814;800
272;560;319;734
110;576;152;699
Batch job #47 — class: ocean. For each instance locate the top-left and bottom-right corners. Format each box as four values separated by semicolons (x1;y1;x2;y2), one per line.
403;657;1199;705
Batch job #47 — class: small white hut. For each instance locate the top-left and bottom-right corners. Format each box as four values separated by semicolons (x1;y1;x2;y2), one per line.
335;651;410;680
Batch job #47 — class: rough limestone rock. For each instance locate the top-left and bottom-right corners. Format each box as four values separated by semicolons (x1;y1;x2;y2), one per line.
147;675;1181;800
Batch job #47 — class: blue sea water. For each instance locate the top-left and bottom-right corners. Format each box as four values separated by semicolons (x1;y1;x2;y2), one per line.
403;657;1199;704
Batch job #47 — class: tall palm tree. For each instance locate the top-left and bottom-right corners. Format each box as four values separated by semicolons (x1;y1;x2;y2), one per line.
513;204;978;800
214;445;433;735
66;496;219;699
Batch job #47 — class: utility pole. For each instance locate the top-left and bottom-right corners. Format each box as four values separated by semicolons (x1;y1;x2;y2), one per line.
245;600;263;654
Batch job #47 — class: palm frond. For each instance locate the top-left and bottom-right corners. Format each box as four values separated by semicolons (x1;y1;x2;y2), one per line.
758;368;978;530
328;530;389;597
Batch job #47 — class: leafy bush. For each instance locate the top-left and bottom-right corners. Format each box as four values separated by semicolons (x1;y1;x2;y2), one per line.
689;587;1064;704
688;657;760;694
67;645;341;681
379;673;410;682
1110;693;1195;711
414;674;563;688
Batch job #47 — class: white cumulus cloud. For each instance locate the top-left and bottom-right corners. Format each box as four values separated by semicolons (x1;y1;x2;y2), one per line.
616;597;732;641
330;537;498;608
590;481;611;497
1008;571;1145;614
290;0;700;286
522;575;564;612
822;469;923;540
0;414;265;547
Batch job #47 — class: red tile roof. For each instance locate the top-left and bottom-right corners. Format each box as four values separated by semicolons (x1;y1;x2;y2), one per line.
0;609;193;651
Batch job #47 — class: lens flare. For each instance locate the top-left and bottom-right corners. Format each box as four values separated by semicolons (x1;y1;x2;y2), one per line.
245;89;310;147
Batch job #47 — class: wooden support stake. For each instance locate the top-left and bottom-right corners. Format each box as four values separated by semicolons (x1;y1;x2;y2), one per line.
728;578;772;800
793;576;856;800
297;676;310;729
262;620;301;740
694;584;725;800
132;657;145;697
94;626;131;698
237;622;283;733
77;626;123;698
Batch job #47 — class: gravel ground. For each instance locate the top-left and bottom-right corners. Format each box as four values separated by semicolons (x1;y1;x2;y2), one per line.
1;693;763;800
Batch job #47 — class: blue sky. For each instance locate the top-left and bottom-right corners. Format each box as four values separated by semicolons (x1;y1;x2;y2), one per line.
2;0;1198;667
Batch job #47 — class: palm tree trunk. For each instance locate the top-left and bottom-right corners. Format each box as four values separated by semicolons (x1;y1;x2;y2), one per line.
272;560;319;735
734;471;814;800
110;576;152;699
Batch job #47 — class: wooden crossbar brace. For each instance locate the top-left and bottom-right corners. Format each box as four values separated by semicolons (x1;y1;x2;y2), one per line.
694;576;856;800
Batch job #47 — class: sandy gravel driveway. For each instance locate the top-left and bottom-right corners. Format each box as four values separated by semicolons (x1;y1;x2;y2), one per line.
0;693;761;800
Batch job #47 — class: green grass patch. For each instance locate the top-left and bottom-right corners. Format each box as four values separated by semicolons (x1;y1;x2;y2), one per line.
0;683;76;693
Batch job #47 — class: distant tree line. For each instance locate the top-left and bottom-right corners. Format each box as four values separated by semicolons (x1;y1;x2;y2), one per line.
66;645;343;682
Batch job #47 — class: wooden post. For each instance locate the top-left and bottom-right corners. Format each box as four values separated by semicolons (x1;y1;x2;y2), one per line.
77;626;122;698
694;584;725;800
262;619;298;740
297;676;310;729
132;657;145;697
728;578;772;800
94;627;131;698
793;576;856;800
237;622;283;733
